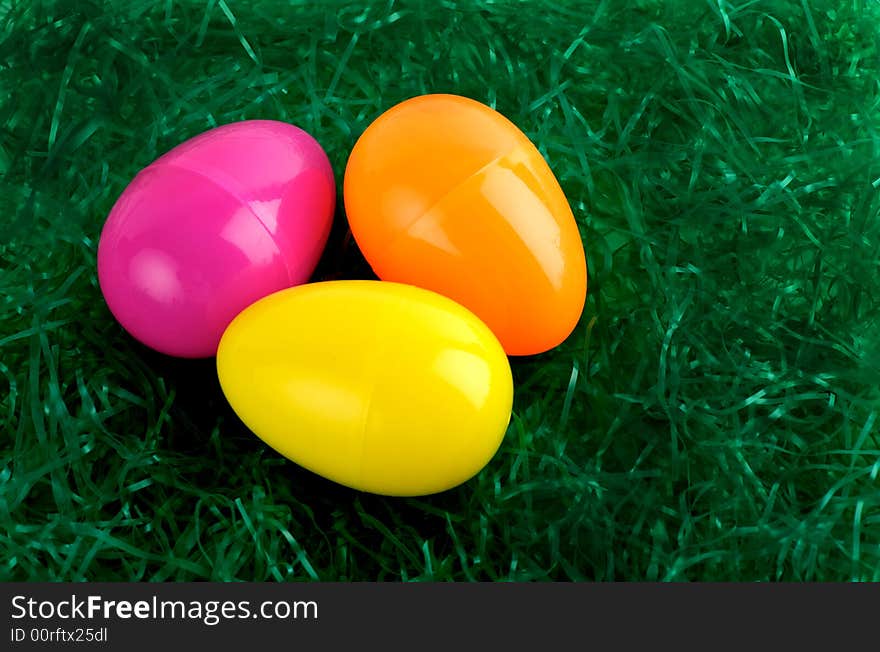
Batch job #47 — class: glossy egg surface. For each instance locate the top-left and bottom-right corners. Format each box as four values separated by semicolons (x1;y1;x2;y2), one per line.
98;120;335;358
344;94;587;356
216;280;513;496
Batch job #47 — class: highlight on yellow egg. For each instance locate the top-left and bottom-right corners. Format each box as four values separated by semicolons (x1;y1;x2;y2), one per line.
216;280;514;497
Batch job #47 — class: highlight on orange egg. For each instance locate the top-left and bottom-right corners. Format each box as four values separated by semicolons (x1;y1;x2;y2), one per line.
343;93;588;356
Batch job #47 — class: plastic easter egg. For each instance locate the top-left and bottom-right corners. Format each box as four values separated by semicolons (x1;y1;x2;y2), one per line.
97;120;335;358
343;94;587;356
217;280;513;496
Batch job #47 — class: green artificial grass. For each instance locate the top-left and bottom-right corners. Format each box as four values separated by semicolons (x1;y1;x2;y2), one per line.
2;0;880;581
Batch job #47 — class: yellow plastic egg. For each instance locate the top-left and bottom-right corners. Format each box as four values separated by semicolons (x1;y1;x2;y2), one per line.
216;280;514;496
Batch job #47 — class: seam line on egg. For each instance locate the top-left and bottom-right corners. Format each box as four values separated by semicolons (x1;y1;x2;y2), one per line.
155;161;297;285
371;146;518;262
353;296;393;493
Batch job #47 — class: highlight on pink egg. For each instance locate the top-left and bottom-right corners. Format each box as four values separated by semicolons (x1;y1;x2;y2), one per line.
97;120;336;358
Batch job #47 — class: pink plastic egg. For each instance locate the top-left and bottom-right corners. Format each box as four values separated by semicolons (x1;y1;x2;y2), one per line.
97;120;336;357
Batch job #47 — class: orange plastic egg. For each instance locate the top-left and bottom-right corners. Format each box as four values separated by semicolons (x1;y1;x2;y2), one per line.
344;94;587;356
